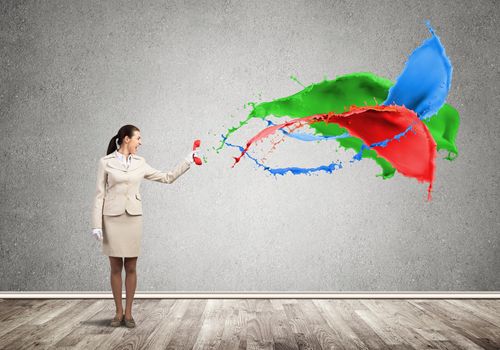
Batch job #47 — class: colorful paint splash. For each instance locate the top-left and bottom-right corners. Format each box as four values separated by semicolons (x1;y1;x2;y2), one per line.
218;21;460;200
231;105;437;199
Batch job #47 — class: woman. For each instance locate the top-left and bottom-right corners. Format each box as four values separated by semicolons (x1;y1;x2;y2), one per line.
90;124;199;328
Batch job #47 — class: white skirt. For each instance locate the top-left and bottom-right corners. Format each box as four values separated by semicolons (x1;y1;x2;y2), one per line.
102;211;143;257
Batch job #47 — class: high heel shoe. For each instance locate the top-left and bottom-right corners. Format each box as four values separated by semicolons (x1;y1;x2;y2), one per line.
110;313;124;327
124;316;136;328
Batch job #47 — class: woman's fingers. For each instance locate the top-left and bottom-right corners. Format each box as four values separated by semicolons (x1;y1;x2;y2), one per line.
92;229;103;241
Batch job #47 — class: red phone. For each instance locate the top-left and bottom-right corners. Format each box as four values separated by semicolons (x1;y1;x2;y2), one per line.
192;139;202;165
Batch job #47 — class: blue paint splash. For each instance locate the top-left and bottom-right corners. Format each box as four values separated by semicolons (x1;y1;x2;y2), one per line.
224;140;343;176
382;21;453;120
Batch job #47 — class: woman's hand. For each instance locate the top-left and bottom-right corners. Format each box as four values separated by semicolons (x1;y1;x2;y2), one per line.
91;228;103;241
185;149;200;163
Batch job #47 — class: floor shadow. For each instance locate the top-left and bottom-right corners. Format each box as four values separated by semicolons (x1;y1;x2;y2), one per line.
80;318;114;328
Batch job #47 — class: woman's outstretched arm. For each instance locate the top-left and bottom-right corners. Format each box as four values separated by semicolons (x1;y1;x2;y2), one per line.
144;158;191;184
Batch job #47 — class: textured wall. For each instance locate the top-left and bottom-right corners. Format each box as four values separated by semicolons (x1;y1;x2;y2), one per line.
1;0;498;291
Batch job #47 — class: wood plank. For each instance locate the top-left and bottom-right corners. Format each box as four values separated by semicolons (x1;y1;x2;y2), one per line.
446;299;500;327
474;300;500;314
349;300;411;347
373;299;472;350
402;300;486;350
0;299;46;322
375;300;448;342
267;299;299;350
283;300;324;350
217;299;250;350
327;299;389;350
0;299;55;338
361;299;437;349
429;300;500;348
246;299;274;350
0;300;81;347
302;299;352;349
139;299;193;349
313;299;369;349
408;300;494;349
164;299;208;350
30;299;79;325
1;299;106;350
0;323;38;349
192;299;234;349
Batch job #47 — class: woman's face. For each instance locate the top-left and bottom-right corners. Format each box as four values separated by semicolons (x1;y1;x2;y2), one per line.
123;130;142;155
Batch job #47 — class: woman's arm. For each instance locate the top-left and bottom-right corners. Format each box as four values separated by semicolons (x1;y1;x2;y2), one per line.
144;158;191;184
91;158;107;229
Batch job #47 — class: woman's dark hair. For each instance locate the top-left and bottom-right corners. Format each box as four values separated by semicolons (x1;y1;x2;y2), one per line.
106;124;140;155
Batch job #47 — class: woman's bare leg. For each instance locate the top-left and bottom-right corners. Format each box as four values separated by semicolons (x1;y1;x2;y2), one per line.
124;257;138;319
109;256;124;318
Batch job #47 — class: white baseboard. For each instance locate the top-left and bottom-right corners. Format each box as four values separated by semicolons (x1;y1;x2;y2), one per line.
0;292;499;299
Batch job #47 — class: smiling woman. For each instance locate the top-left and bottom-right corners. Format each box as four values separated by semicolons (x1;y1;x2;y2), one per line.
91;124;200;327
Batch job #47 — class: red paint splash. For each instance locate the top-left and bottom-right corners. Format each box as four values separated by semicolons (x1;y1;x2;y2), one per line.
232;105;437;200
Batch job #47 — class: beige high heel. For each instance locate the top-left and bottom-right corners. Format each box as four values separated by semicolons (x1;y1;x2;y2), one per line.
110;314;124;327
124;316;136;328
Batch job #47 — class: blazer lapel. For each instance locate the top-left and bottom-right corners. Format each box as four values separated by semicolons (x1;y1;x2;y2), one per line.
127;156;143;171
107;157;127;171
107;154;143;172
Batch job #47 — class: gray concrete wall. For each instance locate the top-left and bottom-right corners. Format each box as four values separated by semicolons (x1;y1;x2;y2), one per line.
1;0;498;291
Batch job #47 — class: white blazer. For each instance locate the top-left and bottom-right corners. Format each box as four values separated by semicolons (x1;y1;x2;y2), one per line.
91;152;191;229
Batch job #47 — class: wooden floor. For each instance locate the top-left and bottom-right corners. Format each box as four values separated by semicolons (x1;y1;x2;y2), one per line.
0;299;499;349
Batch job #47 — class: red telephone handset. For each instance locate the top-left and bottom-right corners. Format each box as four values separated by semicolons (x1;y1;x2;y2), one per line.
192;139;202;165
